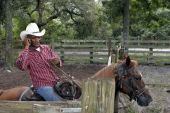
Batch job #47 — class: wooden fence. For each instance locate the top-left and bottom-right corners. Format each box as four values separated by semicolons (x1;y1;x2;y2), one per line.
1;39;170;65
126;40;170;65
53;39;120;64
52;39;170;65
0;80;116;113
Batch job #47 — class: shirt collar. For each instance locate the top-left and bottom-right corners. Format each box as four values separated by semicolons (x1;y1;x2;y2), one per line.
36;47;41;52
29;45;43;52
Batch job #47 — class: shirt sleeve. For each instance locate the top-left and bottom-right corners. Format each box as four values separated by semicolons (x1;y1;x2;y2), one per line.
15;49;30;71
49;47;63;66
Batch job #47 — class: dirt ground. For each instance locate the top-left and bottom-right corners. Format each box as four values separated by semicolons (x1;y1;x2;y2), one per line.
0;64;170;113
0;64;104;89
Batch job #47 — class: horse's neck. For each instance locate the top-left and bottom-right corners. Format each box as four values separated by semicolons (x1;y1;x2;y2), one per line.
92;64;120;113
92;64;117;79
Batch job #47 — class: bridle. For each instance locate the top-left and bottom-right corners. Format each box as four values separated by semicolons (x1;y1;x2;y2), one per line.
115;63;146;101
127;76;146;101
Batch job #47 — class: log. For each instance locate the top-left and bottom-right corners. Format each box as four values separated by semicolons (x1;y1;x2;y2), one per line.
81;79;115;113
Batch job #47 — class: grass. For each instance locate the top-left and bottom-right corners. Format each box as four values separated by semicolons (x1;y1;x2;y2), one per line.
126;106;139;113
141;107;163;113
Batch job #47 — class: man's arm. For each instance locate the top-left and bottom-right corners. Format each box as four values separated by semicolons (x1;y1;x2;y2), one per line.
48;47;63;67
16;49;30;71
16;38;30;70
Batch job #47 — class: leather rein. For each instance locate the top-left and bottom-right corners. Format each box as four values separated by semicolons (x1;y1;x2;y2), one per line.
49;63;81;87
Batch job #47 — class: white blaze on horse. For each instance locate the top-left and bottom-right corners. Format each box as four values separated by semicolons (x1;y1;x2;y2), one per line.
0;56;152;107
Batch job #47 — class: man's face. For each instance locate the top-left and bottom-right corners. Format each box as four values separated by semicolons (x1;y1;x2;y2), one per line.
28;35;41;47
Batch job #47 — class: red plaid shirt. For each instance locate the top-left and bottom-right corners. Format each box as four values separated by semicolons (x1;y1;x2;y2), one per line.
16;45;61;88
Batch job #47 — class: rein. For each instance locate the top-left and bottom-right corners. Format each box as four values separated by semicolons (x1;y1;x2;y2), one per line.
49;62;81;87
49;63;82;100
135;87;145;98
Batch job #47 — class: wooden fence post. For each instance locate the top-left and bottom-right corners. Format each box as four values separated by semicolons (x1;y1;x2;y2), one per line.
107;38;112;57
81;79;115;113
60;40;64;62
148;48;153;64
50;38;55;50
89;47;93;64
115;49;119;63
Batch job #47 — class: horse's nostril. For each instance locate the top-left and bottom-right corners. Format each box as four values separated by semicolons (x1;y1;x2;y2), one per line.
148;96;153;103
136;94;153;106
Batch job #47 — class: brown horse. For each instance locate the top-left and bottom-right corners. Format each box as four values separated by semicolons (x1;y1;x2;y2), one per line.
91;56;152;109
0;56;152;108
0;86;28;100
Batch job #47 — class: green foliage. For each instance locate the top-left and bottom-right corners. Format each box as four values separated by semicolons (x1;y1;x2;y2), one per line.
2;0;170;42
44;20;77;41
11;0;100;40
101;0;123;37
0;0;6;23
130;0;170;40
93;3;113;39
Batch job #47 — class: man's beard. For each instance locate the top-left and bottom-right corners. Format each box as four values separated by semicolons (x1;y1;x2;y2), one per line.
30;41;40;47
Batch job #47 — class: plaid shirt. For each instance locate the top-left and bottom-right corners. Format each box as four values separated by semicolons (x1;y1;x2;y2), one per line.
16;45;61;88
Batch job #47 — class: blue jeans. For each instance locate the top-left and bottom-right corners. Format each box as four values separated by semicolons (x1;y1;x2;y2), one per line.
36;86;63;101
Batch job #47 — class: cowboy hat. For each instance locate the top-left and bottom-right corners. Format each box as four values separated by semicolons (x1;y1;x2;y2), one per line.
20;23;45;41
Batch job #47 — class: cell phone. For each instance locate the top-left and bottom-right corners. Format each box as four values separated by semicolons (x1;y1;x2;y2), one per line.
27;39;31;44
25;38;31;44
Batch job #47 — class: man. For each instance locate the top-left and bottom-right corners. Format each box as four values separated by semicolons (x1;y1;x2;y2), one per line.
16;23;63;101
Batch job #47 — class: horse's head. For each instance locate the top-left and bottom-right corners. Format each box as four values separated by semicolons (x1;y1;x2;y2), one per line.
116;56;152;106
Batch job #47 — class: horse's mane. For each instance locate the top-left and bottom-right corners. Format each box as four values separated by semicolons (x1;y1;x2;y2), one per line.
117;59;138;67
91;62;117;80
91;59;138;80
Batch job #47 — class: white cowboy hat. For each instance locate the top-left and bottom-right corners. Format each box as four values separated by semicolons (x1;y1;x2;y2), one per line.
20;23;45;41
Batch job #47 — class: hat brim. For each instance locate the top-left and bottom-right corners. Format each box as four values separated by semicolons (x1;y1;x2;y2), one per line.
20;29;45;41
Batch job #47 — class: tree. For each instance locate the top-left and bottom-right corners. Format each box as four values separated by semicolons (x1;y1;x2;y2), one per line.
4;0;13;70
12;0;96;39
130;0;170;40
101;0;123;38
122;0;129;52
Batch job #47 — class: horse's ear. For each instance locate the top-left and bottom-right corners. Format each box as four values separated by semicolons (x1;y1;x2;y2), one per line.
126;56;131;66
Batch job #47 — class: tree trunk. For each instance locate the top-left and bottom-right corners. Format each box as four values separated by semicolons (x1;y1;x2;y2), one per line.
4;0;13;70
122;0;129;54
37;0;43;30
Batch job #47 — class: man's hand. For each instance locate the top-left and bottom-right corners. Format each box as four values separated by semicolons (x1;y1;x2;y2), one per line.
49;58;62;67
23;38;31;49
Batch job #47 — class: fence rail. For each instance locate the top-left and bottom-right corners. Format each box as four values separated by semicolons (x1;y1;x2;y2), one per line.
51;39;170;64
53;39;117;64
1;39;170;65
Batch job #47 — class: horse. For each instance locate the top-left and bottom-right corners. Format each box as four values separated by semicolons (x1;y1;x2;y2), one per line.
91;56;152;112
0;84;80;101
0;56;152;109
0;86;28;100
